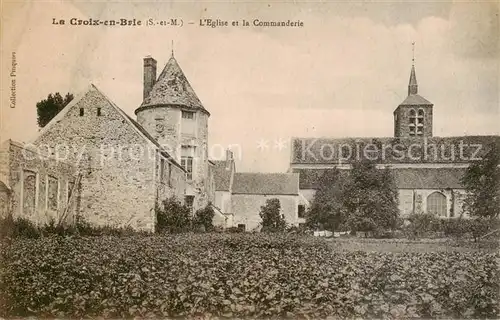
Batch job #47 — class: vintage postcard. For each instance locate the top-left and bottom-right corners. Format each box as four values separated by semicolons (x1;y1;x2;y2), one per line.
1;1;499;319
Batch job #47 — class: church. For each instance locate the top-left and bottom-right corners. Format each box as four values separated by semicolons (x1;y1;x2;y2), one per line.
289;62;500;219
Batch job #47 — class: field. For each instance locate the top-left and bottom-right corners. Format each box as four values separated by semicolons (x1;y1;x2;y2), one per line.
0;233;498;319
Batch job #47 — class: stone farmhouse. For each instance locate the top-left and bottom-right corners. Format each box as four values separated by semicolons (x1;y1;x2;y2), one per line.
1;54;218;231
289;62;500;219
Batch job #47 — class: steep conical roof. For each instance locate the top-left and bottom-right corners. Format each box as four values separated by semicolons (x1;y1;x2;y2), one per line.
138;56;208;114
408;65;418;95
399;63;432;106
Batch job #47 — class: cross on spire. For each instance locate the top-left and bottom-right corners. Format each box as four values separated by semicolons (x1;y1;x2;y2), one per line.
171;40;174;58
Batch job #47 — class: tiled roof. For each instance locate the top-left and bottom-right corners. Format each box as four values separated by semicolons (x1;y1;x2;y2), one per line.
138;56;208;114
399;94;432;106
290;136;500;165
213;160;233;191
293;167;467;190
232;173;299;195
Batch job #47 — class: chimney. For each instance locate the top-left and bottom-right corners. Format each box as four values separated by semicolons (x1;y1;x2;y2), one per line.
143;56;157;100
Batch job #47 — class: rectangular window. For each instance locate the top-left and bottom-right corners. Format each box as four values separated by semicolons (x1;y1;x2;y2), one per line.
237;224;246;232
182;111;195;119
181;157;193;180
97;108;102;116
298;205;306;218
168;163;172;187
47;176;59;211
79;108;84;116
160;158;165;182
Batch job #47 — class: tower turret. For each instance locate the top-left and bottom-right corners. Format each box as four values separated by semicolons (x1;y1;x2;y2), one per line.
394;44;433;138
135;53;211;210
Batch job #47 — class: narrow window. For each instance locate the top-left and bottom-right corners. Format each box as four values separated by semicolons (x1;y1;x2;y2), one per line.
298;205;306;218
79;108;84;116
160;159;165;182
168;163;172;187
181;157;193;180
97;108;102;116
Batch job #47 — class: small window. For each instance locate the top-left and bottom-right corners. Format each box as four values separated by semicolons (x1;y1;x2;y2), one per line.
298;205;306;218
185;195;194;209
181;156;193;180
97;108;102;116
182;111;195;120
237;224;246;232
79;108;84;116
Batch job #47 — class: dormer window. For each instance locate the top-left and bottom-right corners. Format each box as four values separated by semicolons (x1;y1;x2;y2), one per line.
182;111;195;120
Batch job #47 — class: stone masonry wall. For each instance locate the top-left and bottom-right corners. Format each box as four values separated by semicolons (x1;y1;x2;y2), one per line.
136;107;181;158
33;87;179;231
0;140;77;225
394;105;433;138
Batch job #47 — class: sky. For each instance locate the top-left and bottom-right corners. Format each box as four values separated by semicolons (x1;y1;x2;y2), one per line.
1;1;499;172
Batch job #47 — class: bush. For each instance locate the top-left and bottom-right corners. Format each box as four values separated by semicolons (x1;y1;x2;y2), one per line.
405;213;442;238
156;197;192;233
0;216;39;239
193;204;215;232
0;234;498;319
0;215;147;239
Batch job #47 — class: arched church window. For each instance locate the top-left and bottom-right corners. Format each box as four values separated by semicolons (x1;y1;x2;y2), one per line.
427;192;447;217
409;109;416;136
416;109;424;136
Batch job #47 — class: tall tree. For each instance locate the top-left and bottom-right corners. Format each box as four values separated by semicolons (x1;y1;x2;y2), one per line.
306;168;348;232
462;143;500;218
344;162;400;234
36;92;74;128
307;161;399;235
259;198;286;232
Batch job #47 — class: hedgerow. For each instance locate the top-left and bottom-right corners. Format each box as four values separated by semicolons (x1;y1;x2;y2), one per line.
0;234;498;318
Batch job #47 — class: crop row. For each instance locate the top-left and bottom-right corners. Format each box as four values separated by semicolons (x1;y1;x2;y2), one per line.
0;234;498;318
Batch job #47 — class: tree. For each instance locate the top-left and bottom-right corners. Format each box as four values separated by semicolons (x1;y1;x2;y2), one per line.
307;161;400;236
36;92;74;128
462;143;500;218
156;197;192;233
194;203;215;232
344;161;400;235
306;168;348;232
259;198;286;232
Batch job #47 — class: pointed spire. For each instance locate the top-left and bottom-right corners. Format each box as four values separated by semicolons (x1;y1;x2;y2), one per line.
171;40;174;58
408;42;418;95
